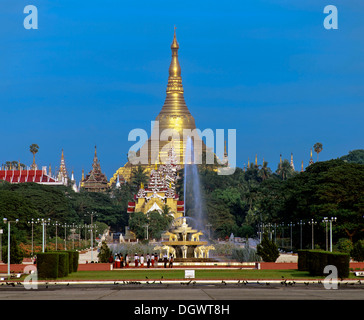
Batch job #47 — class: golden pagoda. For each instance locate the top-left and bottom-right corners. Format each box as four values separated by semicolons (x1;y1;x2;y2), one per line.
110;28;206;185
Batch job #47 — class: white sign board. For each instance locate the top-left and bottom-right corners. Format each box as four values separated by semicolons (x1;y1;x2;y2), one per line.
355;271;364;277
185;270;195;279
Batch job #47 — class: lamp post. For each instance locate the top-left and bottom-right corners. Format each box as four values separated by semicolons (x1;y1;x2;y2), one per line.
0;229;3;262
62;223;69;250
85;211;97;262
308;219;317;249
288;222;295;251
280;223;285;248
3;218;19;278
53;221;60;251
297;220;305;250
143;224;149;241
38;218;50;252
329;217;337;252
27;218;36;257
322;217;329;251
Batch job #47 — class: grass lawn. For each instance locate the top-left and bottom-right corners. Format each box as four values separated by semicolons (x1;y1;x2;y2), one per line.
58;269;334;281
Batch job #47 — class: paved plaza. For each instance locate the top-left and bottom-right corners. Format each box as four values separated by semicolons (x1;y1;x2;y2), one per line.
1;281;364;300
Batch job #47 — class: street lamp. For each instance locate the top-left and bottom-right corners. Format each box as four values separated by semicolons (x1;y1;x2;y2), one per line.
53;221;60;251
329;217;337;252
27;218;35;257
143;224;149;241
297;220;305;250
3;218;19;278
62;223;69;250
0;228;3;262
322;217;329;251
85;211;97;262
288;222;295;251
38;218;51;252
308;219;317;249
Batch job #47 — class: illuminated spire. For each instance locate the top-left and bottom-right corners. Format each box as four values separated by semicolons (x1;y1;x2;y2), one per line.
301;160;304;172
255;154;258;167
309;148;314;165
290;153;295;170
159;27;190;116
57;149;68;184
81;168;84;187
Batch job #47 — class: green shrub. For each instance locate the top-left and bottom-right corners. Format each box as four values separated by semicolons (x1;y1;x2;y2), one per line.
57;252;69;278
335;238;353;254
72;251;79;272
36;253;59;279
327;252;350;278
98;241;112;263
351;240;364;262
257;234;279;262
302;250;350;278
232;247;259;262
297;250;310;271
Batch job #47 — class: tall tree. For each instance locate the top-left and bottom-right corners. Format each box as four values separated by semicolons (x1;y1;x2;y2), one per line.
313;142;323;161
276;159;295;180
131;166;149;192
29;144;39;169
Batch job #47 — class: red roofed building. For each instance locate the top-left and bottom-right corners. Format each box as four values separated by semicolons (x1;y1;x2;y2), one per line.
0;167;64;185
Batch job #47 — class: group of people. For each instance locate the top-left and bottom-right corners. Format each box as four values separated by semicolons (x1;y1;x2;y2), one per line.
109;252;174;268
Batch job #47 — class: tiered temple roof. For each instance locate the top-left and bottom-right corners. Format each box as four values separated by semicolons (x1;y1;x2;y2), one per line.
81;146;109;193
127;147;184;217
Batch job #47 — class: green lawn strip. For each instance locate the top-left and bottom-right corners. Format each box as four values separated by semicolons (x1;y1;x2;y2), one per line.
56;269;340;281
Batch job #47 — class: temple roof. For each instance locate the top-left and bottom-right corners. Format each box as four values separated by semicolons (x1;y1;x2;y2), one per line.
0;169;62;185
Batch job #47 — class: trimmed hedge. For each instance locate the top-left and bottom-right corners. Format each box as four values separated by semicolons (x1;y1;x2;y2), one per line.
37;251;78;279
37;253;59;279
57;252;69;278
64;250;79;273
298;250;350;278
297;250;310;271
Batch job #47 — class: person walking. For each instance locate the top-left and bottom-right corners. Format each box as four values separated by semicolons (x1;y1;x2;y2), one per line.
140;254;144;267
151;253;155;268
154;253;159;268
125;254;129;267
134;253;139;267
169;253;174;268
146;253;151;268
163;253;168;268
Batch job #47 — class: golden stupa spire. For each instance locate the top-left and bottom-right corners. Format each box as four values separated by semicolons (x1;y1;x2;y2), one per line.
255;154;258;166
159;26;190;115
81;168;85;187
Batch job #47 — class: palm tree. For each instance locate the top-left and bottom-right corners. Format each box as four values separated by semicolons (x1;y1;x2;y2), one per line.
131;166;149;190
29;144;39;169
276;159;294;180
259;161;271;181
313;142;323;161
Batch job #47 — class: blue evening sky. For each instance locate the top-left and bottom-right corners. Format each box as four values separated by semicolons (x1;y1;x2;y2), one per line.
1;0;363;181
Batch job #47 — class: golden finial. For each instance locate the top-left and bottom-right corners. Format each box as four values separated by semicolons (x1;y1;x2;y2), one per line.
171;25;179;49
255;154;258;166
141;182;144;189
